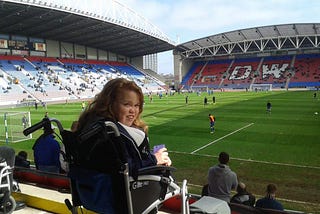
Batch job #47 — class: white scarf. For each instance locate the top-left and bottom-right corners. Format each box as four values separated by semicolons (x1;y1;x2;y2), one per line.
119;122;145;146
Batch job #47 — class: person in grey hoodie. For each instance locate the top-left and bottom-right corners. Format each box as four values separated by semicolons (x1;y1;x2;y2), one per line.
207;151;238;202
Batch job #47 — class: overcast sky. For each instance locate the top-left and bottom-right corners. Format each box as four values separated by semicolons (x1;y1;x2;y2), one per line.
119;0;320;74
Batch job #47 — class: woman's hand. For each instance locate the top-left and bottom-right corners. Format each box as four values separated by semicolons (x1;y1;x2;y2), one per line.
154;148;172;166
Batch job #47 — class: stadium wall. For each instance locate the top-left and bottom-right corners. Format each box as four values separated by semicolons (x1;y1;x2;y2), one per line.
131;57;144;69
173;53;193;88
0;31;149;78
46;40;60;57
74;44;86;59
87;47;97;60
61;42;73;58
39;38;132;63
97;49;109;61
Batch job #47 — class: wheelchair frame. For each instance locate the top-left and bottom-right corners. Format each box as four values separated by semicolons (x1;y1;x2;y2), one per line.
23;117;190;214
0;156;16;213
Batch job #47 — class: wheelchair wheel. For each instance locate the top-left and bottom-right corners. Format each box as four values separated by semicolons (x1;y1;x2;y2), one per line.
0;195;16;214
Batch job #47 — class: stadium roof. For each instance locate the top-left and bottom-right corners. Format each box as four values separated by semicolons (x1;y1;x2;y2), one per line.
175;23;320;59
0;0;176;57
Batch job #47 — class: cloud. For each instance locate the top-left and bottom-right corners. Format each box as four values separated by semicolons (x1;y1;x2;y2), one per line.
119;0;320;74
123;0;320;42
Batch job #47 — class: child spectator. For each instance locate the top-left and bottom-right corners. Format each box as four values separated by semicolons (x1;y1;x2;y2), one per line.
15;151;30;168
255;183;284;210
231;182;256;206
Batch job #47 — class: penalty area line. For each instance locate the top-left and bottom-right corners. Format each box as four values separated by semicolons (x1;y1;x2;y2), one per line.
191;123;254;154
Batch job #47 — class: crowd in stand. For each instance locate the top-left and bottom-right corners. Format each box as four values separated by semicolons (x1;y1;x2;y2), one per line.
0;55;167;105
183;54;320;90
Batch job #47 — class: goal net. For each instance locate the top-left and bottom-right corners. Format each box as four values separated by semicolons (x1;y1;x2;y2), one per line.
250;83;272;92
190;85;209;93
0;111;32;143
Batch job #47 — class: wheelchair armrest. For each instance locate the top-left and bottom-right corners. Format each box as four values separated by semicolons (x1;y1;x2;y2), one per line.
137;165;176;176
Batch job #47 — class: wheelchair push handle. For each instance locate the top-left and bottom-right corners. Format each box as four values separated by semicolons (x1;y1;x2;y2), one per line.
23;117;64;136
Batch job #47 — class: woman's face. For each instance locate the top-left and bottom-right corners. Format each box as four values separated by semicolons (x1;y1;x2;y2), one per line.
114;89;141;126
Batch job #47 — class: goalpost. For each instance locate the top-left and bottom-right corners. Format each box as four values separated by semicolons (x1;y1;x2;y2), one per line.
250;83;273;92
0;111;32;143
190;85;209;93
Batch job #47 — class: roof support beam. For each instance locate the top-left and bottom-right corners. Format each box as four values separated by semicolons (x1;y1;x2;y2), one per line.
180;34;320;59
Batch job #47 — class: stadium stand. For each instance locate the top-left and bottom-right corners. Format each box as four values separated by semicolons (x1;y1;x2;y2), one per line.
289;54;320;87
0;55;167;106
223;58;261;89
181;53;320;91
254;55;292;88
180;62;204;87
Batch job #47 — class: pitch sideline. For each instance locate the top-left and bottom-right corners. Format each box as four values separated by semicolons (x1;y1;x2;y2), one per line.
171;151;320;170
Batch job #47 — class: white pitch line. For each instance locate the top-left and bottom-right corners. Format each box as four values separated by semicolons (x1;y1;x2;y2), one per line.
191;123;254;154
170;151;320;170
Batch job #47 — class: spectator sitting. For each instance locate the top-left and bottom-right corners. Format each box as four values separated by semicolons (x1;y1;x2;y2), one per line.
230;182;256;206
255;183;284;211
207;151;238;202
76;78;171;177
33;121;61;173
15;151;30;168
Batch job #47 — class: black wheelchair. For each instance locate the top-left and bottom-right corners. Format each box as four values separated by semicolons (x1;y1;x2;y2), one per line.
24;117;188;214
24;117;233;213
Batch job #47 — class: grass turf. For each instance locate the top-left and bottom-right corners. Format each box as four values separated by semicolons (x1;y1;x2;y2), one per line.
1;90;319;213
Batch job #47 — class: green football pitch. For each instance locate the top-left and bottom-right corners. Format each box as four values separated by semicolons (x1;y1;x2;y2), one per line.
1;90;319;212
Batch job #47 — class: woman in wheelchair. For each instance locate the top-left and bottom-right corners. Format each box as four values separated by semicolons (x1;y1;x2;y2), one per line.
77;77;172;175
23;78;181;213
70;78;174;213
23;78;227;213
